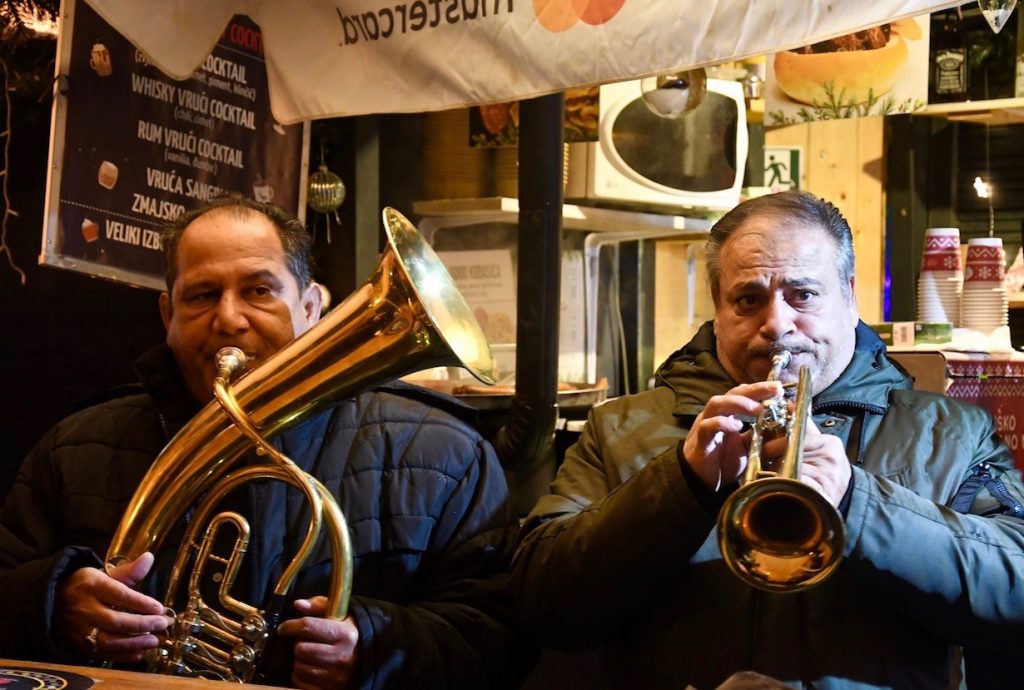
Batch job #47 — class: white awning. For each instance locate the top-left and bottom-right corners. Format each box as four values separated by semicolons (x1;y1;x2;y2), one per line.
82;0;963;123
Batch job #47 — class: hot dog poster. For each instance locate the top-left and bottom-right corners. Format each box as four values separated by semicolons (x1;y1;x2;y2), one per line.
468;86;600;148
42;0;307;289
765;15;930;126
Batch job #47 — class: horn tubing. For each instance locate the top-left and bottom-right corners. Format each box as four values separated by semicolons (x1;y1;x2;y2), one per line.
212;374;331;606
107;234;488;569
169;465;351;621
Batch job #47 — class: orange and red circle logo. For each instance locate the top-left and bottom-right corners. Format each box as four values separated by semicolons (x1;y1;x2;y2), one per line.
533;0;626;32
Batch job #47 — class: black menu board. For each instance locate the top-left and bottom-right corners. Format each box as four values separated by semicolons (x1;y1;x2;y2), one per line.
42;0;308;289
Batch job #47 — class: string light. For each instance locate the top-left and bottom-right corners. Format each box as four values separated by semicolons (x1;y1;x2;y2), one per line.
983;122;995;238
0;56;27;285
0;3;58;38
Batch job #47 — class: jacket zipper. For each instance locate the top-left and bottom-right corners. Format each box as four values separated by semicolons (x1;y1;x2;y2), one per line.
157;411;195;525
157;412;171;442
813;400;885;415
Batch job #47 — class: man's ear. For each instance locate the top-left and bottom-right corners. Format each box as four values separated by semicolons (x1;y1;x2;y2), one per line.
847;275;859;325
711;286;721;335
159;292;173;330
303;282;324;326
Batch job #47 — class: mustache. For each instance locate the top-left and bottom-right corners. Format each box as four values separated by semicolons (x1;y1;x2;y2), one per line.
751;344;810;359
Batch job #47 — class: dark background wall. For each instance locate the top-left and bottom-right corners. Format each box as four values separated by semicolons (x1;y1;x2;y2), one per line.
0;64;166;499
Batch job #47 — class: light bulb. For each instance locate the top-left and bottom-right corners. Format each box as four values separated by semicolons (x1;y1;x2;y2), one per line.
973;176;992;199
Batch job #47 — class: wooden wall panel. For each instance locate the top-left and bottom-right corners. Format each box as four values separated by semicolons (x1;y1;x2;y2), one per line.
653;240;714;368
766;117;886;322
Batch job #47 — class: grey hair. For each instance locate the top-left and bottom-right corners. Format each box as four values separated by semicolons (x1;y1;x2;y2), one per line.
705;190;855;301
160;195;313;292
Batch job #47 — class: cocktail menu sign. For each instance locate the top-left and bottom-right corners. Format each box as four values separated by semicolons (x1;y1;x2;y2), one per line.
42;0;308;289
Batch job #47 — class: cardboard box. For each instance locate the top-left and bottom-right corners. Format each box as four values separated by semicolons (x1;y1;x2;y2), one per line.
887;351;948;394
869;322;952;347
944;352;1024;473
871;322;912;347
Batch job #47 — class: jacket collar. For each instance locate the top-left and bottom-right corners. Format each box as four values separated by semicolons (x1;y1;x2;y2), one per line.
655;320;911;418
134;343;202;435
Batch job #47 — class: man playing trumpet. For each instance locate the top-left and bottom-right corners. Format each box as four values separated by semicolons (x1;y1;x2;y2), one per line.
511;190;1024;688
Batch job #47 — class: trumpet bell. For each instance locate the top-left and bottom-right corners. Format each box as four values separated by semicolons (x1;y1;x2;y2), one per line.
715;358;845;593
718;477;845;592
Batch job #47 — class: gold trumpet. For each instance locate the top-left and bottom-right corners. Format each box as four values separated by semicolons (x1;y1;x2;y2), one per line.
105;208;495;682
716;350;845;593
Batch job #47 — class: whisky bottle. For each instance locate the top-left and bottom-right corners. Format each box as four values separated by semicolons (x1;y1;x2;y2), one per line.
930;9;968;103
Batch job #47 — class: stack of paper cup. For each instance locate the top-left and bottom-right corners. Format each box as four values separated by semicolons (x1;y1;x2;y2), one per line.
962;237;1008;333
917;227;963;325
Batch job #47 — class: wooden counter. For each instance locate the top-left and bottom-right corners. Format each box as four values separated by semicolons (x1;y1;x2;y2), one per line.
0;658;281;689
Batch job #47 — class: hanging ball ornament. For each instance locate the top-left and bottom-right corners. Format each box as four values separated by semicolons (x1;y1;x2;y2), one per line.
308;165;346;214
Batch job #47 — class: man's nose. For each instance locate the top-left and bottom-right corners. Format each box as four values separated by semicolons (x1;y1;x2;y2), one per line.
213;293;250;333
760;294;796;340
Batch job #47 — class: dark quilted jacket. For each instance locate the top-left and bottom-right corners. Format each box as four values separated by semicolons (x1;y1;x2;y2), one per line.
0;345;532;689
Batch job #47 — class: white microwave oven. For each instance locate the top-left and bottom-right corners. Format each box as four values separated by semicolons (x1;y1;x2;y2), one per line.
565;78;748;212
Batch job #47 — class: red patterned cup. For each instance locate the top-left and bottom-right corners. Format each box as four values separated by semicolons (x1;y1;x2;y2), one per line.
921;227;962;273
964;237;1005;284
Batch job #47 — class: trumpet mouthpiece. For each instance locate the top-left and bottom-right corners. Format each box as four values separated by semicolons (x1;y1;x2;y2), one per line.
770;350;792;369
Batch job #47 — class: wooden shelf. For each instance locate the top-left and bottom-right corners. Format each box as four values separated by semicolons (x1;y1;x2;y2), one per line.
1010;291;1024;310
921;97;1024;125
412;197;715;238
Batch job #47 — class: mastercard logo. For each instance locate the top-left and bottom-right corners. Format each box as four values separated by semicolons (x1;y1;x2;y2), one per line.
533;0;626;32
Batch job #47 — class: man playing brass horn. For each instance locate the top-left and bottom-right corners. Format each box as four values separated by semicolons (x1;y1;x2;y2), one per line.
511;190;1024;688
0;197;532;689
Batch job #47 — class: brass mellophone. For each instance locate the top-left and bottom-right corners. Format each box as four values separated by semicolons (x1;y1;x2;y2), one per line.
104;208;495;682
716;350;845;592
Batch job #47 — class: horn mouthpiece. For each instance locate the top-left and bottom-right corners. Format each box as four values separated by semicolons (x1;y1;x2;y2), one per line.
216;347;247;380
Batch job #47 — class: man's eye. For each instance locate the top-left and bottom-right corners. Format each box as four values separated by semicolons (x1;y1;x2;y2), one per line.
249;286;273;298
185;291;216;303
791;290;816;304
736;295;759;308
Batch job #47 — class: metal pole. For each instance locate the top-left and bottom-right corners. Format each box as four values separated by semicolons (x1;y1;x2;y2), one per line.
492;92;564;472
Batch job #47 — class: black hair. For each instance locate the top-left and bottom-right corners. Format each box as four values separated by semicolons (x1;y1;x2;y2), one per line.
705;190;855;301
161;195;313;292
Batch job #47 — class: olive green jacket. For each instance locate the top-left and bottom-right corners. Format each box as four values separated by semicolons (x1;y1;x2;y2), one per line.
512;321;1024;690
